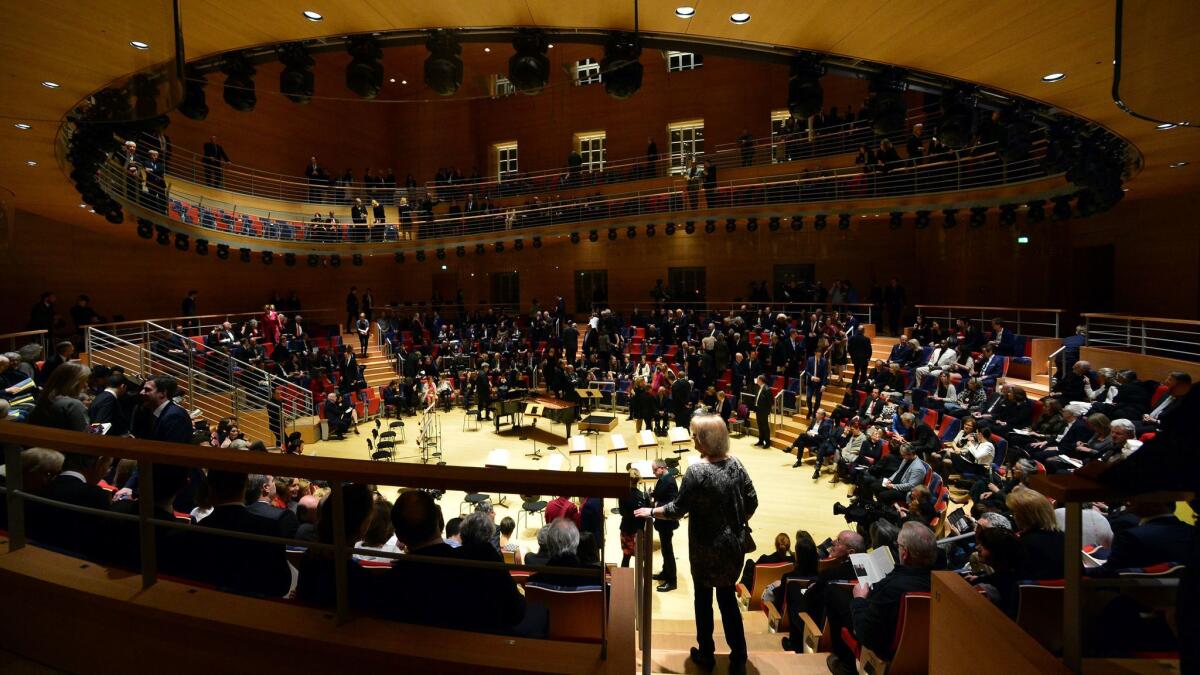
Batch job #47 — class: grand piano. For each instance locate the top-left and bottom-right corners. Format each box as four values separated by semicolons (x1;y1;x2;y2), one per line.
491;395;578;439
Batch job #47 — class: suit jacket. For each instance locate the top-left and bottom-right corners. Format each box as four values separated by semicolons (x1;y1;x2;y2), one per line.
860;396;887;420
978;355;1005;380
908;423;941;457
246;500;300;539
151;401;194;443
652;473;679;532
997;400;1033;429
1103;515;1194;571
1016;528;1065;580
670;378;692;414
993;329;1017;357
28;474;112;559
189;504;291;597
104;501;189;574
383;542;526;630
805;356;829;385
850;565;932;659
87;390;130;435
848;334;872;363
753;383;773;415
887;458;928;493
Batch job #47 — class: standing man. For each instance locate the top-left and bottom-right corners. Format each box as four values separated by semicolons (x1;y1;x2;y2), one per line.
144;149;167;213
476;362;493;422
345;286;359;335
753;375;773;448
28;291;56;337
883;278;906;337
645;136;659;178
847;326;872;389
202;136;230;188
671;375;693;430
181;290;198;329
737;128;755;167
355;313;370;357
650;459;678;592
804;350;830;420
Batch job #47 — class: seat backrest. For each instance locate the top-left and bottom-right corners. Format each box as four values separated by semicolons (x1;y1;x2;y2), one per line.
1150;383;1169;408
887;592;931;675
524;584;606;642
747;562;794;611
1016;582;1064;654
937;416;960;442
922;408;938;429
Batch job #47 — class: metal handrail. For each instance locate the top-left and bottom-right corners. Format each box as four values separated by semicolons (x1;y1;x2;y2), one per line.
1082;314;1200;362
0;329;49;354
1046;345;1066;387
605;301;877;326
913;304;1063;338
104;138;1061;248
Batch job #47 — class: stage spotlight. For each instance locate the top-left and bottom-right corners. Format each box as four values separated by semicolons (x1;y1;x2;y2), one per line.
509;29;550;95
239;248;252;263
867;68;908;134
416;250;426;262
151;224;168;243
942;209;959;229
532;236;542;249
768;216;781;232
217;244;230;260
589;229;599;242
684;221;696;234
326;253;340;267
998;204;1018;227
179;66;209;120
791;215;803;231
436;248;446;260
494;241;504;252
456;245;466;257
308;254;320;267
725;218;737;233
915;211;931;229
814;214;827;231
476;243;486;255
136;219;153;239
939;91;976;149
1027;200;1046;223
969;207;988;228
665;222;676;235
278;42;315;104
627;226;637;239
889;212;904;230
284;252;296;266
570;232;581;244
646;223;656;237
608;228;618;240
174;233;189;251
425;30;463;96
105;210;124;224
394;251;405;264
514;238;524;251
746;217;758;232
1051;195;1073;221
195;239;209;255
601;32;642;99
221;52;257;112
352;254;363;266
262;250;273;265
788;52;825;118
837;214;851;230
705;219;717;234
346;35;384;99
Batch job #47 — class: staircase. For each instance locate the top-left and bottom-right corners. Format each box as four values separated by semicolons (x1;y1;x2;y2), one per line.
646;608;828;673
346;327;397;388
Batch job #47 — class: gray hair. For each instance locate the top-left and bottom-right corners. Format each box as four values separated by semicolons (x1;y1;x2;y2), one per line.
1111;418;1135;434
897;521;937;567
1015;458;1038;475
900;412;915;425
536;524;551;551
977;512;1013;531
545;518;580;557
17;343;43;363
690;413;730;458
459;511;496;548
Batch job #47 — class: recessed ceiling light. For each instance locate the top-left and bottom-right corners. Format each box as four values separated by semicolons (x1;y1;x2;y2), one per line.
440;264;448;270
14;123;31;130
1169;161;1190;168
25;160;37;166
41;81;60;89
1157;122;1177;130
389;78;396;83
79;203;87;208
1041;72;1066;82
548;44;555;49
401;79;407;85
129;40;150;50
484;47;491;53
302;10;323;21
675;6;696;18
729;12;751;24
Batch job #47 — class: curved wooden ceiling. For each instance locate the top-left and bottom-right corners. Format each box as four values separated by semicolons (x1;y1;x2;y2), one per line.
2;0;1197;232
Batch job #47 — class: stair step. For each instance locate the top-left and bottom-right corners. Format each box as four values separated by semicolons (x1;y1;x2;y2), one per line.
645;649;829;674
652;632;786;652
653;611;770;635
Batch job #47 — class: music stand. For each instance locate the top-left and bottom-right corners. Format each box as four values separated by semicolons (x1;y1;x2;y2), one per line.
637;428;659;460
668;426;692;454
546;453;566;471
484;448;511;507
520;433;541;460
575;388;603;414
569;435;590;470
584;455;608;473
608;433;628;472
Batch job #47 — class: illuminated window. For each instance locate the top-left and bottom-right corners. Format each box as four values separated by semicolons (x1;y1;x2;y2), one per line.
575;58;602;85
495;142;519;179
576;132;607;172
666;51;703;72
493;75;516;98
668;120;704;175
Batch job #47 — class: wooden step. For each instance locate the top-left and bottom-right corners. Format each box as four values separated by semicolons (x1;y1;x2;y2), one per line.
653;631;789;652
653;612;771;636
645;649;829;674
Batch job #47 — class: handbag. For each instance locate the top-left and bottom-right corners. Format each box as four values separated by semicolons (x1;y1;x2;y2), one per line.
731;458;756;553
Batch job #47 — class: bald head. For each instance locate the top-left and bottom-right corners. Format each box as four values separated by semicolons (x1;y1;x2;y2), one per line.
297;495;320;523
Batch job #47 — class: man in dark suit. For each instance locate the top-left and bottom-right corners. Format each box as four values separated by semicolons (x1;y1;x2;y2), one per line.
202;135;229;188
804;352;830;420
1103;502;1194;571
1050;360;1092;404
1139;372;1195;439
859;388;889;424
826;523;936;674
847;327;872;389
188;470;291;598
244;474;300;538
753;375;773;448
780;530;865;652
791;408;836;471
991;318;1017;357
651;460;679;592
137;375;193;444
476;363;493;421
670;375;693;430
975;345;1005;389
27;452;113;559
561;321;579;362
144;148;167;213
892;412;940;460
181;290;198;328
87;373;134;435
104;463;191;573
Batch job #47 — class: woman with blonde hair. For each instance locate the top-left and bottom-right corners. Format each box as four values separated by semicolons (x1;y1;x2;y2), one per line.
1006;488;1065;579
28;362;91;432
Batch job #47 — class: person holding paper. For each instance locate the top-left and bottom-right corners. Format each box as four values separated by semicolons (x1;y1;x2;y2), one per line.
863;443;927;506
825;522;936;675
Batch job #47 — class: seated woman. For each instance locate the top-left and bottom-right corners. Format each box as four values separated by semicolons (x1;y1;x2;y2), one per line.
1043;412;1113;472
1009;399;1067;451
921;371;958;410
931;415;978;472
1006;488;1065;580
896;484;936;526
944;376;987;417
941;423;996;478
498;516;523;564
353;499;402;563
740;532;796;591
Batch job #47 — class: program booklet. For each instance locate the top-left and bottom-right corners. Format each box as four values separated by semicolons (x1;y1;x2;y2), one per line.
850;546;896;587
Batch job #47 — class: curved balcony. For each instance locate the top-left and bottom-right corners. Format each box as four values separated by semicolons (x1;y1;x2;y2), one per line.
103;137;1071;254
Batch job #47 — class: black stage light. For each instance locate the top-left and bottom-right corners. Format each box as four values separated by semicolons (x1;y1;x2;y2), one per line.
136;219;153;239
939;91;976;149
514;238;524;251
570;232;581;244
791;215;803;231
838;214;851;230
175;233;189;251
998;204;1018;227
1026;200;1046;224
456;246;466;257
415;250;426;262
942;209;959;229
684;221;695;234
216;244;230;260
239;247;252;263
768;216;781;232
589;229;599;242
746;217;758;232
221;52;257;112
346;35;384;100
814;214;827;231
532;236;542;249
262;251;273;265
425;30;463;96
627;226;637;239
284;252;296;266
330;253;341;267
352;254;363;266
665;222;676;236
476;243;486;255
278;42;316;104
309;254;321;267
969;207;988;228
436;248;446;260
646;223;656;237
179;66;209;120
394;251;404;264
788;52;825;118
601;32;642;99
509;29;550;95
914;210;931;229
195;239;209;255
494;241;504;253
867;68;908;134
105;209;124;224
725;218;737;233
705;219;717;234
608;228;618;240
889;212;904;230
1051;195;1073;221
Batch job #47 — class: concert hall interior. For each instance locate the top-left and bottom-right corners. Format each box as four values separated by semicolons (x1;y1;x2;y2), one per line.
0;2;1198;674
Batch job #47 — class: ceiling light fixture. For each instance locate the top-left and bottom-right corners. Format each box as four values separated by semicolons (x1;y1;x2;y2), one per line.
14;123;31;130
547;43;555;49
401;79;407;84
302;10;323;21
26;160;37;166
1040;72;1066;82
1169;161;1189;168
675;6;696;18
729;12;751;24
130;40;150;50
389;78;396;83
1157;123;1177;130
41;81;60;89
484;47;491;53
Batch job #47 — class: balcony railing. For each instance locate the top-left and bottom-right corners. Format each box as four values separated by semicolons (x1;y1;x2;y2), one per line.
914;305;1063;338
1082;313;1200;362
